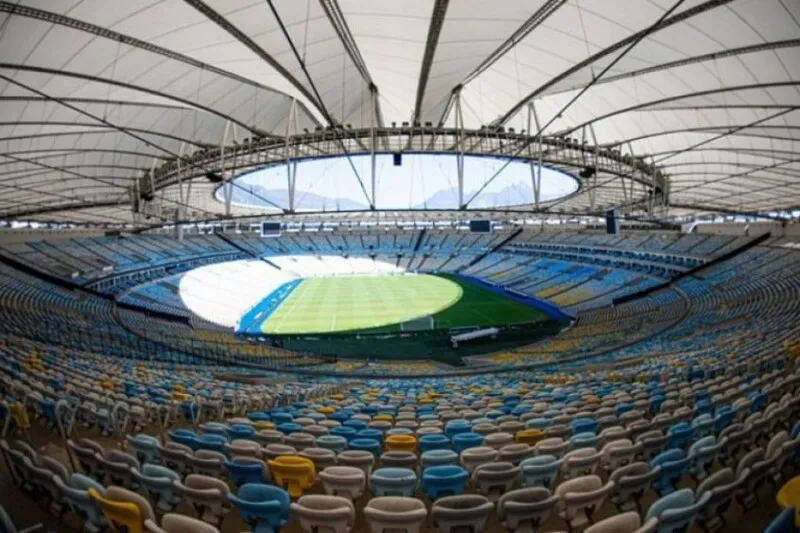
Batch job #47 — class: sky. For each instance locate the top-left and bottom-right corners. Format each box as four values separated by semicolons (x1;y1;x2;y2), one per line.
220;153;579;211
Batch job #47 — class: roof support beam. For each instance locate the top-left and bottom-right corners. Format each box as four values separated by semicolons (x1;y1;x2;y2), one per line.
413;0;450;125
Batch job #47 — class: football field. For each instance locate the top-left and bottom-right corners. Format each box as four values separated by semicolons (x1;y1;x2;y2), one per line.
260;273;547;334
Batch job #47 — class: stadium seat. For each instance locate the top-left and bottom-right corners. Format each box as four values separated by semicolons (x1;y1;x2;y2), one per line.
173;474;231;528
363;496;427;533
267;456;315;498
227;483;290;533
369;467;418;497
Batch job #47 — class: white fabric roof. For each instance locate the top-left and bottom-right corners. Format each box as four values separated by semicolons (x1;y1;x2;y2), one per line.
0;0;797;222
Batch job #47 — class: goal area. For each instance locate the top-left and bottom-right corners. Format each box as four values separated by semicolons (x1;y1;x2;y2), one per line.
399;315;435;332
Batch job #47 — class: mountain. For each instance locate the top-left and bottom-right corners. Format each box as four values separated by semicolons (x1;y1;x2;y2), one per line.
228;183;369;211
413;182;534;209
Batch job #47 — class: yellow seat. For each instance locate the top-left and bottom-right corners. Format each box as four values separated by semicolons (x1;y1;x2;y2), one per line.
253;421;275;430
89;486;155;533
268;455;316;498
329;394;344;401
384;434;417;453
373;414;394;422
173;384;185;393
777;476;800;526
515;429;544;445
318;407;335;415
10;402;30;430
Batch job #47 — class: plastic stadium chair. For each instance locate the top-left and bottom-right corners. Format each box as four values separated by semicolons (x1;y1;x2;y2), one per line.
584;511;658;533
535;437;569;458
227;483;290;533
497;487;559;533
444;419;471;439
649;449;690;496
645;488;711;533
267;455;316;498
337;449;376;478
764;506;796;533
777;477;800;527
665;422;693;451
97;449;140;489
319;466;366;500
225;439;261;460
290;495;355;533
421;464;469;499
380;451;418;469
300;447;337;472
0;504;43;533
132;464;183;512
227;423;255;441
687;436;722;481
385;434;417;453
562;447;602;479
348;437;382;457
54;473;106;533
156;442;191;474
516;429;545;446
370;467;418;497
126;434;160;465
421;449;459;470
694;467;745;532
173;474;231;528
144;513;221;533
471;461;520;501
521;455;562;488
460;446;499;474
418;433;450;453
609;462;661;514
556;474;614;531
89;486;156;533
316;434;348;453
363;496;427;533
452;432;483;453
431;494;494;533
223;457;266;487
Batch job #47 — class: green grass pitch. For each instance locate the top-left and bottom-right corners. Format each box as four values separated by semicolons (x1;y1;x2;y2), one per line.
261;273;547;334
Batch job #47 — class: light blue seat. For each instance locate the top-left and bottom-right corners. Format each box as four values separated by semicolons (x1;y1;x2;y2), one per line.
330;426;357;442
132;464;182;512
525;418;551;431
421;465;469;499
386;427;414;436
714;407;735;434
54;473;106;533
421;449;459;470
196;434;228;453
571;418;597;436
277;422;304;436
691;415;714;439
520;455;562;488
665;422;692;451
645;488;711;533
271;412;294;425
316;435;348;452
370;467;418;497
649;449;690;496
356;429;384;444
444;420;471;439
126;434;160;465
228;483;290;533
764;505;796;533
687;436;721;481
200;422;229;436
227;424;255;441
224;457;266;487
570;432;599;450
419;434;450;453
169;429;200;451
248;412;271;422
349;438;381;457
452;432;483;453
343;419;368;431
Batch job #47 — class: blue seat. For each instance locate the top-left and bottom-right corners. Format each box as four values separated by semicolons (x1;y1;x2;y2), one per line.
54;473;106;532
271;412;294;425
228;483;290;533
694;399;712;417
520;455;562;488
713;407;735;434
169;429;199;451
343;419;368;431
689;436;723;483
248;412;271;422
452;432;483;453
421;449;458;470
349;438;381;457
200;422;229;436
665;422;692;451
650;449;690;496
421;465;468;499
645;488;711;533
650;395;666;416
277;422;304;436
132;464;182;512
330;426;357;442
370;467;418;497
126;434;160;465
764;505;796;533
444;420;471;439
316;435;348;452
691;415;714;440
227;424;255;441
615;403;634;418
356;429;384;444
419;434;450;453
224;458;266;487
570;432;599;450
570;418;597;436
40;399;57;429
196;434;228;453
525;418;551;430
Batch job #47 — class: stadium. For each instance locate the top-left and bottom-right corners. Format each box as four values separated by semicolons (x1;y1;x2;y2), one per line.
0;1;799;532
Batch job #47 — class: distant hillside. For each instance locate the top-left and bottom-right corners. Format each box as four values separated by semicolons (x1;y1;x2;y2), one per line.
229;184;368;211
414;182;534;209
